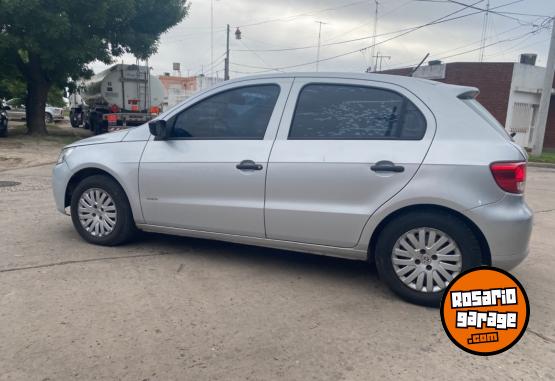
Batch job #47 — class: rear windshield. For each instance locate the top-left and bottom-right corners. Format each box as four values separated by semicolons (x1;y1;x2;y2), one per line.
462;99;513;141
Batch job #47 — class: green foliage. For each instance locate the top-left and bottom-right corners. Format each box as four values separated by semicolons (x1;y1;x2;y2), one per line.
0;0;189;133
0;77;26;100
47;86;66;108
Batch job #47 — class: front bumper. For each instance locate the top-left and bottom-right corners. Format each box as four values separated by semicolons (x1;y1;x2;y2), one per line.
466;195;533;270
52;162;72;215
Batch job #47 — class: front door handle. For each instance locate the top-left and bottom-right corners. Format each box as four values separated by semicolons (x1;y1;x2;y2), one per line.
371;160;405;173
236;160;263;171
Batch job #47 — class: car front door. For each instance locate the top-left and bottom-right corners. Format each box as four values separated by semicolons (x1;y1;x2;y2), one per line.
265;78;436;248
139;78;292;238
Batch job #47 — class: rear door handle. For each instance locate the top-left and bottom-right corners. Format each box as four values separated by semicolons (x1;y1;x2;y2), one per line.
236;160;263;171
370;160;405;173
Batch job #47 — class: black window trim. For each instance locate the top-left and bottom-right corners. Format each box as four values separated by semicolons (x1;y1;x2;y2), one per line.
167;83;282;141
287;82;428;141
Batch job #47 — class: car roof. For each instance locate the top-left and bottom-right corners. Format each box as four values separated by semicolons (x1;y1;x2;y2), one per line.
225;72;439;86
223;72;478;99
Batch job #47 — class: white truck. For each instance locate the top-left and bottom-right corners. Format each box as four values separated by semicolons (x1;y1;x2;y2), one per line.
70;64;165;134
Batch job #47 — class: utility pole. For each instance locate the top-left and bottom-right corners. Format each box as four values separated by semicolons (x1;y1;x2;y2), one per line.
224;24;230;80
532;17;555;156
370;0;379;72
210;0;214;79
372;52;391;72
315;21;327;72
479;0;490;62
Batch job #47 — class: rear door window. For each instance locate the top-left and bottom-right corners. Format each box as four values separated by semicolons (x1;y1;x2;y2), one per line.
288;84;426;140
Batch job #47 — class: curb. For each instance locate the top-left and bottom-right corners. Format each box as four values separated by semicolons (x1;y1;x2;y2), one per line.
528;162;555;169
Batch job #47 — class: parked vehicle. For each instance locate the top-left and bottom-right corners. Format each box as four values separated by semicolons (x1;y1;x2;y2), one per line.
52;73;532;306
45;105;64;123
69;64;165;135
3;98;64;123
0;103;8;137
4;98;26;120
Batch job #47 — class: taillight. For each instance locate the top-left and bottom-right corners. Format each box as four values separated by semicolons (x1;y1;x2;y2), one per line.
490;162;526;194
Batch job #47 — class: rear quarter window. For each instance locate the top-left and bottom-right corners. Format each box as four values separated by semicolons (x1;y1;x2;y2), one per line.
463;99;512;141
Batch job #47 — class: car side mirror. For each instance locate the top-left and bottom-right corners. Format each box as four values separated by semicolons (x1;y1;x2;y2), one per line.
149;119;169;140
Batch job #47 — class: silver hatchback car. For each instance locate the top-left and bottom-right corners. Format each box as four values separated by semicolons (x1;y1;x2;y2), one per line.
53;73;532;306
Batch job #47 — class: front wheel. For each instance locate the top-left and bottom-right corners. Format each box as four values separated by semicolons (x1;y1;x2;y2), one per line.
70;175;137;246
45;113;53;124
375;211;482;307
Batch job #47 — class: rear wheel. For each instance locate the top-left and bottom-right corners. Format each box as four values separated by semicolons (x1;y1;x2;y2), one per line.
375;210;482;307
70;111;81;128
70;175;137;246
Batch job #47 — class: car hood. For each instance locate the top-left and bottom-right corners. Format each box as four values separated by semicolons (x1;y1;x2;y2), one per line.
66;129;130;148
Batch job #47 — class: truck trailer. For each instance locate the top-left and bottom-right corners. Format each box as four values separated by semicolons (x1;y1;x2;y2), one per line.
70;64;165;134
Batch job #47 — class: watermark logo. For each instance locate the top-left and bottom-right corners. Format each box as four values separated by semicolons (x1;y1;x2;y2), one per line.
440;267;529;356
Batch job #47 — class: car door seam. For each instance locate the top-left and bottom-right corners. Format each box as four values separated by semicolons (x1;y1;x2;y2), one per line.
264;78;297;239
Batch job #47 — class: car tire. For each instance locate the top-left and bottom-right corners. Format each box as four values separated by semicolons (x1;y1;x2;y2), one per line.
45;113;53;124
70;175;137;246
374;210;483;307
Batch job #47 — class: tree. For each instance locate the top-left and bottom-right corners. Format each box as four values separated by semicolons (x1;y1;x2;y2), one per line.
0;0;188;135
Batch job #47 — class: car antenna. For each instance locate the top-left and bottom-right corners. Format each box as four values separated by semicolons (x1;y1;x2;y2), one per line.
410;53;430;77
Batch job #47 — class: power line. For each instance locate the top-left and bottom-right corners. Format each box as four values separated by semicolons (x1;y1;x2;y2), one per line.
232;0;504;71
388;24;549;70
233;0;528;53
234;0;369;28
386;23;526;69
445;0;532;25
231;0;548;75
322;1;416;45
237;39;284;73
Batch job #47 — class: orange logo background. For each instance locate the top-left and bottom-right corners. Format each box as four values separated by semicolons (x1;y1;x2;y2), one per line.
441;267;529;356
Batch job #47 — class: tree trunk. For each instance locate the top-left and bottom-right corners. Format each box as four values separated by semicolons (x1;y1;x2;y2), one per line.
26;78;49;135
16;53;51;136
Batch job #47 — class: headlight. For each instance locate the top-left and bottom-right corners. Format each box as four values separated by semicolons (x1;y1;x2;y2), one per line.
57;147;74;165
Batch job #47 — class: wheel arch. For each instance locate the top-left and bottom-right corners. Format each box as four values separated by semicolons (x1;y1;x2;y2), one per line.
65;167;124;209
367;204;491;266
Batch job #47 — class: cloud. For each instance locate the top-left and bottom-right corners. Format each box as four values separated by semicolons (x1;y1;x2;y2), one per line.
91;0;554;76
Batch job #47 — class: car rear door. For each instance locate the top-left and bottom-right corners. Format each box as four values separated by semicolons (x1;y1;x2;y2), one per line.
139;78;293;238
265;77;436;248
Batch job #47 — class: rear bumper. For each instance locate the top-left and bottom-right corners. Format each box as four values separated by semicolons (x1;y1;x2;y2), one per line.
466;195;533;270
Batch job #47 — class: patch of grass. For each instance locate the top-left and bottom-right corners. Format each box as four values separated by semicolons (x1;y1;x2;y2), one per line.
5;122;91;146
530;150;555;164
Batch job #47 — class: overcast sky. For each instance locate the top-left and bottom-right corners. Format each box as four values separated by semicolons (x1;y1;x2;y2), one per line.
91;0;555;78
